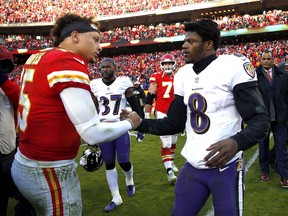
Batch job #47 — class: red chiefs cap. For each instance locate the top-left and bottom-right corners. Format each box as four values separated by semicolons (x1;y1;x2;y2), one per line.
0;44;13;60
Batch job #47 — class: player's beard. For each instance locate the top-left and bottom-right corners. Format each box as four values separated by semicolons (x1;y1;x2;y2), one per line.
187;43;207;64
101;71;115;81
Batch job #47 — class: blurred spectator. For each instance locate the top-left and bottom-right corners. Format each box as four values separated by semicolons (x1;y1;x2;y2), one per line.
0;0;219;23
1;10;287;48
0;43;35;216
7;40;288;87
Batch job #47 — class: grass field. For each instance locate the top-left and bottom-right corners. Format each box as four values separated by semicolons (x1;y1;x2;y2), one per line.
7;132;288;215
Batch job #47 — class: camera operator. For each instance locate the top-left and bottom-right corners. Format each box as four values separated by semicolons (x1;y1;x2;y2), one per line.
0;44;35;216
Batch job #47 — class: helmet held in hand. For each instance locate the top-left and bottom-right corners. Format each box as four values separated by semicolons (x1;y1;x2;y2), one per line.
79;145;103;172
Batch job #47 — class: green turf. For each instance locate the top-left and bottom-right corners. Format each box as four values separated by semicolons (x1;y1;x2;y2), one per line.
7;133;288;215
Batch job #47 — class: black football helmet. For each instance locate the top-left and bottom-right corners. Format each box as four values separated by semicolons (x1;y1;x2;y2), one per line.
79;145;103;172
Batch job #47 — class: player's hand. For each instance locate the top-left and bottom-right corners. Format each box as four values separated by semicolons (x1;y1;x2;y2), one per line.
121;110;142;129
120;109;130;120
203;138;238;168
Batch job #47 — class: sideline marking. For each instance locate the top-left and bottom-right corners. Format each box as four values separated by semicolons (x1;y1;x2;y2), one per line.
205;149;259;216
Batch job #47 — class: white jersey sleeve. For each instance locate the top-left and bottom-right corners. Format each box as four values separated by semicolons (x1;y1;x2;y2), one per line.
60;87;132;145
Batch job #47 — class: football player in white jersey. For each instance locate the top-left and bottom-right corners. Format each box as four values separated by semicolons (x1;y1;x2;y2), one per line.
123;19;270;215
90;58;144;212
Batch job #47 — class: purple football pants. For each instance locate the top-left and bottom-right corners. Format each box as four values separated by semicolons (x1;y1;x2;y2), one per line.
172;156;245;216
99;132;130;164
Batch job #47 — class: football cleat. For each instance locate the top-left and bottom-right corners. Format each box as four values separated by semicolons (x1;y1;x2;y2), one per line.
180;131;186;136
167;170;177;185
136;132;145;142
104;199;123;212
281;178;288;188
79;144;103;172
104;202;117;212
127;185;136;197
172;163;179;173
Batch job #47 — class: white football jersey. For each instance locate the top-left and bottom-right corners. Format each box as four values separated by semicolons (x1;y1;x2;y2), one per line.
174;54;257;169
90;76;133;122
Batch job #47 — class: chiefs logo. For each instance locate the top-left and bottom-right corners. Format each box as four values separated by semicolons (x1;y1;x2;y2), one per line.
243;62;255;78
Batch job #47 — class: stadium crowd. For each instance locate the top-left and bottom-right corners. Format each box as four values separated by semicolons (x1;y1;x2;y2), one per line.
8;39;288;90
1;1;287;90
1;9;287;50
0;0;216;24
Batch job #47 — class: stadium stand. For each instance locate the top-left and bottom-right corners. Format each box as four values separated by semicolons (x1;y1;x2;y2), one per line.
1;9;287;48
0;0;218;23
0;0;287;89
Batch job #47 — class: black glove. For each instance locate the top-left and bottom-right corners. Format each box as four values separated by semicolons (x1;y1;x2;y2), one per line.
0;59;14;74
0;72;8;85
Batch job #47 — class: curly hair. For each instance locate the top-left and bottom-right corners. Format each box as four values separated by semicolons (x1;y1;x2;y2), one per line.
50;13;100;47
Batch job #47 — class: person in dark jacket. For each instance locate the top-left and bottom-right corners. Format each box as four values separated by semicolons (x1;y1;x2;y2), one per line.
133;80;146;142
256;49;288;188
0;43;35;216
278;61;288;74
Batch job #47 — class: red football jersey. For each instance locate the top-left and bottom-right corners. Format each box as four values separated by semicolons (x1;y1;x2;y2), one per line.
149;71;174;114
17;48;91;161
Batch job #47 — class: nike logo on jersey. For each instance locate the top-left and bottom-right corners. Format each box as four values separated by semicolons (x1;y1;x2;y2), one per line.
73;57;85;65
219;166;229;172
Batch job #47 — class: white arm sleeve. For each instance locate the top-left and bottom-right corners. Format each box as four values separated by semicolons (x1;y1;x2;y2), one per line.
60;87;132;145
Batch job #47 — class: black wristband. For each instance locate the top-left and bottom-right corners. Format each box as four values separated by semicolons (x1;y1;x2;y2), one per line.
145;92;156;105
